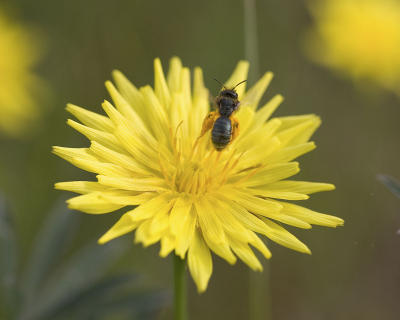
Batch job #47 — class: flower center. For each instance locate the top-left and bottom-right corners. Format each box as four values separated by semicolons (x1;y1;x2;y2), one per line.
157;124;245;195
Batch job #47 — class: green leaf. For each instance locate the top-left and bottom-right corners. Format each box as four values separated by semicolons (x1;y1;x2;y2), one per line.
19;239;129;320
42;273;170;320
0;194;18;319
377;174;400;199
74;290;171;320
17;199;169;320
21;198;80;305
39;274;140;319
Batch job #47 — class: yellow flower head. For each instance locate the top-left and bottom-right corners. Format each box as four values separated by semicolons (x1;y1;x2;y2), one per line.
303;0;400;93
54;58;343;292
0;9;43;137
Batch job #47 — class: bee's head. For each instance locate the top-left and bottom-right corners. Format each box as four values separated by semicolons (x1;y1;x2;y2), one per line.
219;89;238;100
213;79;246;101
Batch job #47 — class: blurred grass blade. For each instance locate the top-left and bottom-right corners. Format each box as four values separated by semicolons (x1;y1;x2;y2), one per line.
20;239;128;320
0;194;18;319
83;290;171;320
22;198;79;304
377;174;400;199
38;274;140;319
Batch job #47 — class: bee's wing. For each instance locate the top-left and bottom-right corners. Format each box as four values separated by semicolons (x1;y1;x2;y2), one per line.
199;111;218;137
209;93;217;111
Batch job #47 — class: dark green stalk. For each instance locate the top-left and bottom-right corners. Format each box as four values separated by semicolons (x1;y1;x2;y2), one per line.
244;0;260;84
244;0;271;319
173;255;187;320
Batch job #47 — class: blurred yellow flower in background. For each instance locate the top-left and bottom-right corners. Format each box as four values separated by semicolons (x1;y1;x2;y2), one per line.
303;0;400;94
54;58;343;292
0;8;44;137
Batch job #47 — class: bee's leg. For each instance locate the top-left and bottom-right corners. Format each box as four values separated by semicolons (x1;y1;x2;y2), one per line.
199;111;217;137
231;117;240;142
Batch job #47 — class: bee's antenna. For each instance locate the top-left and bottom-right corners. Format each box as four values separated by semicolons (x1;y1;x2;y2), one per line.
213;78;228;90
232;79;247;90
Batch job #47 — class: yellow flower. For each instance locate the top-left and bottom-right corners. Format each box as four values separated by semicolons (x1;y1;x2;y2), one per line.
303;0;400;94
0;9;43;137
53;57;343;292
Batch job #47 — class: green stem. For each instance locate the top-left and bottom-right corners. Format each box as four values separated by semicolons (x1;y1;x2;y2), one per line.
173;255;187;320
244;0;260;84
248;264;271;320
244;0;271;319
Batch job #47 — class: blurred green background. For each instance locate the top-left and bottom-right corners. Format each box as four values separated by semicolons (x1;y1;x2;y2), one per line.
1;0;399;319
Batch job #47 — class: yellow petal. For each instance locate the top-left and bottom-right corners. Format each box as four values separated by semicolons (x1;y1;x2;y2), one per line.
113;124;160;171
188;229;213;293
160;233;176;257
277;114;319;131
149;203;171;235
140;86;170;141
97;175;166;192
169;198;196;258
135;220;163;247
193;67;208;105
167;56;183;93
248;233;272;259
276;115;321;146
52;146;96;162
98;211;139;244
53;147;130;177
262;218;311;254
128;194;173;222
237;118;281;150
252;94;284;129
180;67;192;110
101;100;160;156
248;188;309;200
276;118;320;148
226;200;272;236
222;189;310;228
270;214;312;229
55;181;109;194
66;103;114;132
221;188;283;215
154;58;171;108
111;70;148;123
265;181;335;194
67;119;126;154
235;137;281;171
100;191;154;206
67;192;124;214
234;106;255;136
279;202;344;227
105;81;148;130
209;197;254;243
228;237;262;271
72;159;131;177
192;67;209;136
134;198;174;247
90;141;149;175
241;71;273;109
266;142;316;163
195;199;236;264
241;162;300;187
224;60;250;99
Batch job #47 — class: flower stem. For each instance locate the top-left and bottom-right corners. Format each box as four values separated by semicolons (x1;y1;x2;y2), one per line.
243;0;271;319
173;255;187;320
248;266;271;320
244;0;260;84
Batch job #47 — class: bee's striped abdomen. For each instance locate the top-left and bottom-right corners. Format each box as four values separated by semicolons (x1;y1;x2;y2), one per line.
212;116;232;151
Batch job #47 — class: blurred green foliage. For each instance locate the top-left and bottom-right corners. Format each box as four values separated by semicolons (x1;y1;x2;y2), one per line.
377;175;400;199
0;0;399;319
0;196;169;319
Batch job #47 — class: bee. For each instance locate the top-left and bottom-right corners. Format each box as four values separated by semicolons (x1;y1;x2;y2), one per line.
199;79;246;151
